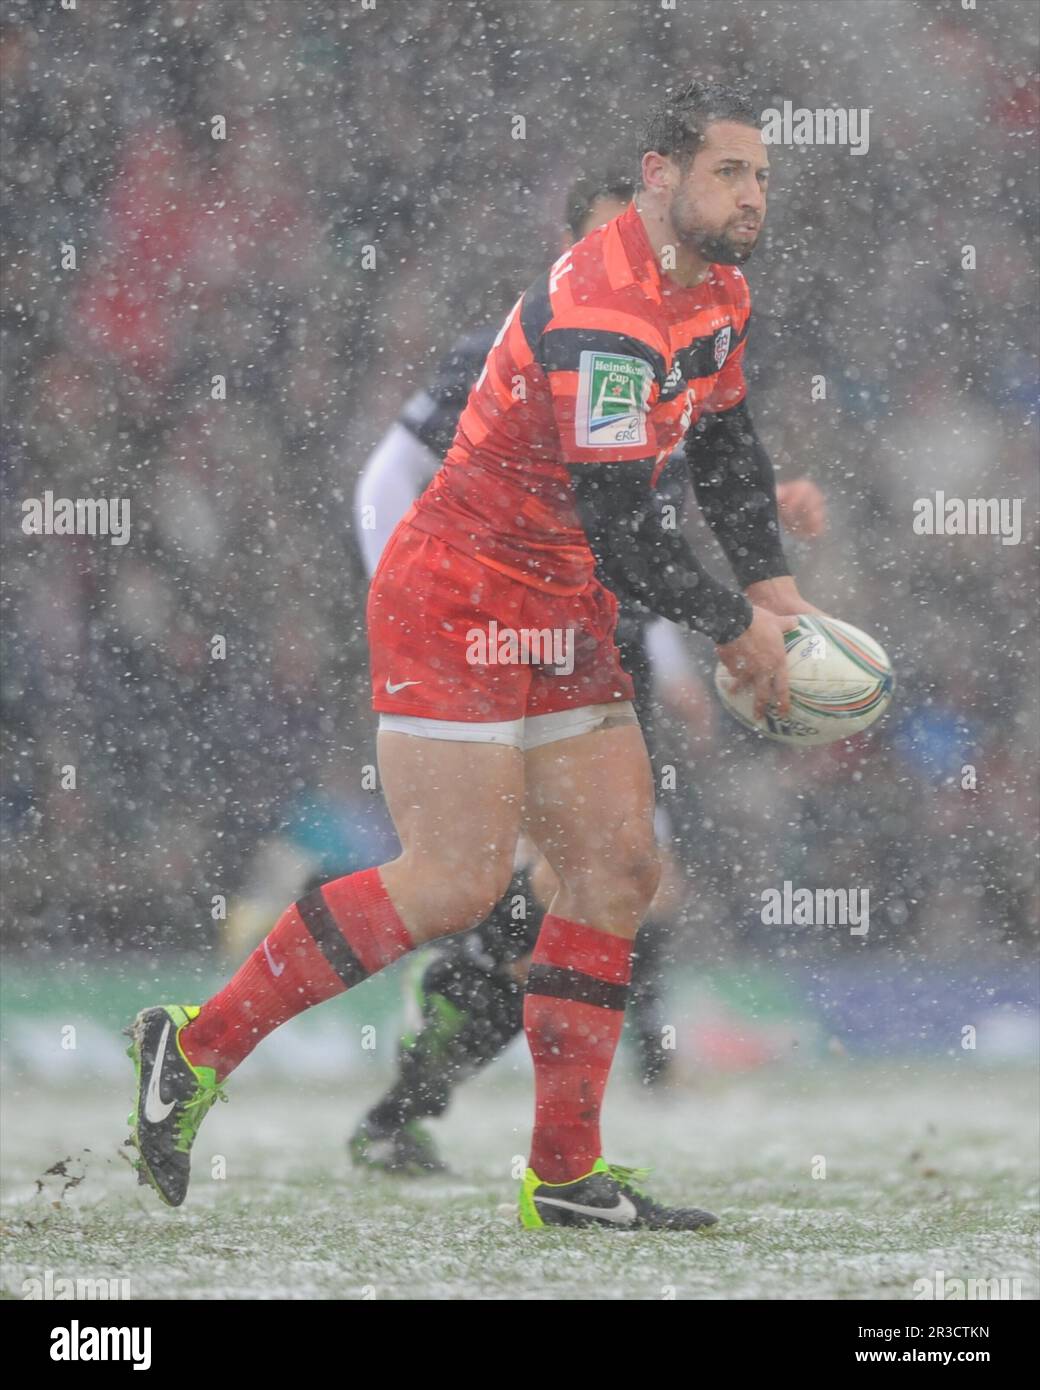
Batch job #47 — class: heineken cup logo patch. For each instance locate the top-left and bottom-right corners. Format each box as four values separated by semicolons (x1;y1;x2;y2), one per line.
575;351;652;448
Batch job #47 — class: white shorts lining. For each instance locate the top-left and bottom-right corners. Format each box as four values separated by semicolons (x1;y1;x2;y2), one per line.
378;701;638;751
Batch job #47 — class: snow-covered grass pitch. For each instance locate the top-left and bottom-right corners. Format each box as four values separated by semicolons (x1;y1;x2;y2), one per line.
3;1061;1037;1301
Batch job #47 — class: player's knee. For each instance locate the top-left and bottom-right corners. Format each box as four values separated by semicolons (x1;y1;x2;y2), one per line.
601;828;661;914
628;845;663;914
430;855;515;931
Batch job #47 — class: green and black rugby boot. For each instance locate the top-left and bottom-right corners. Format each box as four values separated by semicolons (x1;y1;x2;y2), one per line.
125;1004;228;1206
519;1158;718;1231
349;1116;447;1175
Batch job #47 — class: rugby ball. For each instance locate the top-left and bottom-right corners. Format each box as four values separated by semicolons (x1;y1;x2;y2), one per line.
714;614;894;745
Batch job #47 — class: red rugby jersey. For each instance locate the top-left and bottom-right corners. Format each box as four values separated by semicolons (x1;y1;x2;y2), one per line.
407;199;751;594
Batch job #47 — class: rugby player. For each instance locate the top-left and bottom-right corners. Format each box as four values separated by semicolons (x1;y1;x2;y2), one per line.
127;80;823;1230
348;174;825;1173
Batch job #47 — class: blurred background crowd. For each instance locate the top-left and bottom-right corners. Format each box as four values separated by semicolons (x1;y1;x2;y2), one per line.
2;0;1037;962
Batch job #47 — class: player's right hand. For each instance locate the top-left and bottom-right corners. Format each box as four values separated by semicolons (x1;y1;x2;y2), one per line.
776;478;827;539
716;607;799;720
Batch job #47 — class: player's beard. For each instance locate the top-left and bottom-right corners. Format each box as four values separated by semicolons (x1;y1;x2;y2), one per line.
670;190;759;266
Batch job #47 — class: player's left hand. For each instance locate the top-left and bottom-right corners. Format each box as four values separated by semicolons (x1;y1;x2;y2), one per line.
744;576;826;620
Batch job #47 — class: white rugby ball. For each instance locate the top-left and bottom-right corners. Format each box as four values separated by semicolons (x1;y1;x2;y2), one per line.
714;614;894;745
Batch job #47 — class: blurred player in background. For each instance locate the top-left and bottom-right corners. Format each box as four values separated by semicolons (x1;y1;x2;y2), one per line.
128;80;826;1230
347;172;826;1173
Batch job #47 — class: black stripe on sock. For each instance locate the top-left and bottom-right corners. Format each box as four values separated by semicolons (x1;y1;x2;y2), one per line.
295;887;369;989
525;962;629;1011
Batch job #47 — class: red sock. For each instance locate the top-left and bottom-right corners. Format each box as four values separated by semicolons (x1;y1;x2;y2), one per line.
180;867;412;1082
524;913;633;1184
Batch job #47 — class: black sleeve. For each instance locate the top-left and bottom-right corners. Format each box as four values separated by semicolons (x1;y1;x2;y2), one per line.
569;460;753;645
398;327;497;459
683;399;790;588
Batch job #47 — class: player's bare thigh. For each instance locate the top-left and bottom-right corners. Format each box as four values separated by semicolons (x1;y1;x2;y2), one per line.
522;722;660;940
376;731;523;945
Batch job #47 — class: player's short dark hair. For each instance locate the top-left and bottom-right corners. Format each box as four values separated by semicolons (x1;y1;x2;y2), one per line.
564;170;636;238
640;79;758;171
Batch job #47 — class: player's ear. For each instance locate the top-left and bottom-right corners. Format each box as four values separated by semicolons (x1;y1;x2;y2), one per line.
641;150;670;193
649;150;688;195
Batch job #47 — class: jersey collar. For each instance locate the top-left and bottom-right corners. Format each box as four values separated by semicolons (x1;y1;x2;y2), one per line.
607;199;718;306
